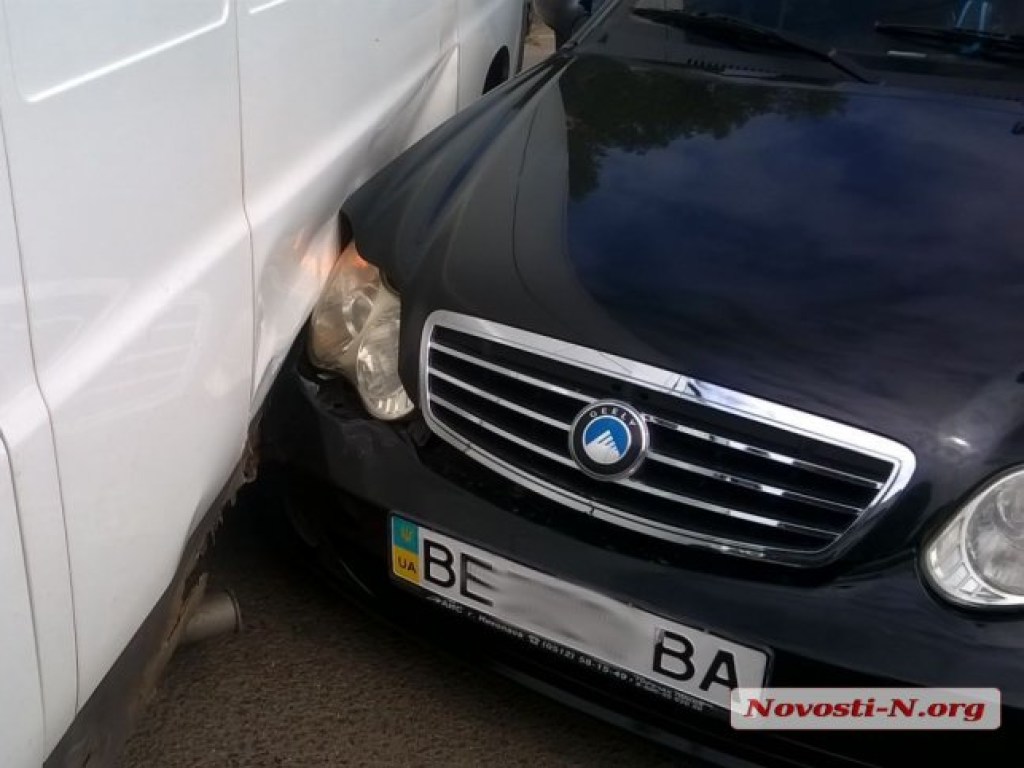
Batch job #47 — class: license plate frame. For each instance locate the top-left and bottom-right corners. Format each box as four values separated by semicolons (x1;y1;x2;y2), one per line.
389;514;770;712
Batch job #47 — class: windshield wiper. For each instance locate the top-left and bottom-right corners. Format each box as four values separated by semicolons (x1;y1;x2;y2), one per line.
875;22;1024;61
633;9;877;84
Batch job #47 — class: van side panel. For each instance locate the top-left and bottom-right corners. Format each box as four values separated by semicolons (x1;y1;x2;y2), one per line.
238;0;462;410
0;89;76;751
0;0;254;707
0;440;45;767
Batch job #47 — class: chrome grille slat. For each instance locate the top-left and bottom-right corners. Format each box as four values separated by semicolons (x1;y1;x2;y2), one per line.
431;395;577;469
432;343;593;404
644;450;862;515
422;312;916;563
429;369;573;431
617;478;837;539
644;414;885;490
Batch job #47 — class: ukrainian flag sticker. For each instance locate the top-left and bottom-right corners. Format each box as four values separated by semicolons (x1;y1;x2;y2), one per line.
391;516;421;585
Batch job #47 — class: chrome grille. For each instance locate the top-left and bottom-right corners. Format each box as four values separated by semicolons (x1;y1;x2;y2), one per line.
420;312;915;563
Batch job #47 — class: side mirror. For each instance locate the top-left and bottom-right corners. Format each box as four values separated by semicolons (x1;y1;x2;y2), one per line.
533;0;590;47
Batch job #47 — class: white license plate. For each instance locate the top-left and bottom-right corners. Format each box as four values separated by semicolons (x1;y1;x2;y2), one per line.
390;516;769;711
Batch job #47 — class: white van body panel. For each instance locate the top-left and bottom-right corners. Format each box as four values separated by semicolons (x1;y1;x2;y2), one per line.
0;440;45;767
239;0;465;412
0;0;254;705
0;98;76;750
0;0;524;761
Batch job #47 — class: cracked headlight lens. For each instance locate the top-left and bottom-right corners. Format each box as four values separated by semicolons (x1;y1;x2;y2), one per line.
309;241;413;421
310;242;381;370
355;297;414;421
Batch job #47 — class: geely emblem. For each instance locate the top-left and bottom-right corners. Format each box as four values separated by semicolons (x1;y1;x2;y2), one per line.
569;401;649;481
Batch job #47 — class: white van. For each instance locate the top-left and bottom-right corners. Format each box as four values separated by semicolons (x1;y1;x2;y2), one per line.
0;2;527;765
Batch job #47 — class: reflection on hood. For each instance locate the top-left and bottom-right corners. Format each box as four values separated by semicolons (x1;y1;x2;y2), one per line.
562;55;847;198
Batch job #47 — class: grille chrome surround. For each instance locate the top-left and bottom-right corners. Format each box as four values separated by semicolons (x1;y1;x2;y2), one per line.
419;311;916;564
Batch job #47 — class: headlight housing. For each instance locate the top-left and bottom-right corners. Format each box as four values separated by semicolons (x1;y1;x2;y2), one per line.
924;468;1024;608
309;241;413;421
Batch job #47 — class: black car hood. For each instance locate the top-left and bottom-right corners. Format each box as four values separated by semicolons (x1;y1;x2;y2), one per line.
528;56;1024;451
346;47;1024;541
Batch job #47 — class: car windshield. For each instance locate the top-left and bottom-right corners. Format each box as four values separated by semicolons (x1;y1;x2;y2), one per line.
626;0;1024;83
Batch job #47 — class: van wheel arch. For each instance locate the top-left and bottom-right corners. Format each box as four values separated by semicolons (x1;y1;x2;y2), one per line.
483;47;511;94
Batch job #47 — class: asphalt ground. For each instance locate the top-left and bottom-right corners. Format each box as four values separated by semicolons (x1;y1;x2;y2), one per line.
119;499;683;768
524;21;556;70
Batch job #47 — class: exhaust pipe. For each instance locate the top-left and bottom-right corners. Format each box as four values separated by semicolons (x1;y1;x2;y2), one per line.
181;589;242;645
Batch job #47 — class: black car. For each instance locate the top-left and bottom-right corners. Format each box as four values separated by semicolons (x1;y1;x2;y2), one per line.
261;1;1024;765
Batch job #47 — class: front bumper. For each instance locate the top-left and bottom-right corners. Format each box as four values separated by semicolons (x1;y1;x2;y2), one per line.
261;340;1024;767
